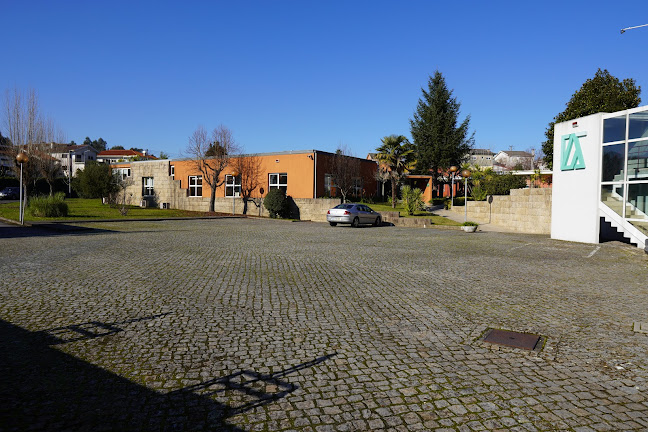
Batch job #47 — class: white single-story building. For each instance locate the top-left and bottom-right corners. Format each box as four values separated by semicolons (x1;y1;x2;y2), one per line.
551;106;648;251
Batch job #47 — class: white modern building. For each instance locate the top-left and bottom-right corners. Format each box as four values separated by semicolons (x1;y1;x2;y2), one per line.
551;106;648;251
50;143;98;177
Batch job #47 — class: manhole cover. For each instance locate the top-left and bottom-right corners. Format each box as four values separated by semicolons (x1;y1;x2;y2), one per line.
483;329;540;350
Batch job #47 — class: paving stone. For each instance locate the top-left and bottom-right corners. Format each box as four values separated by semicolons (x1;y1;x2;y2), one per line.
1;219;647;431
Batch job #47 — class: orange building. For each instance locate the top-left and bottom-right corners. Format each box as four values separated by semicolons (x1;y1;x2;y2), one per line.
114;150;378;210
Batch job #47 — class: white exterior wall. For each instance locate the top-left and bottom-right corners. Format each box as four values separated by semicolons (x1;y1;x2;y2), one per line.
551;113;603;244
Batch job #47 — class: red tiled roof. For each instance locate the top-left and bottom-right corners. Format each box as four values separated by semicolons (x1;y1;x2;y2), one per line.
98;150;143;156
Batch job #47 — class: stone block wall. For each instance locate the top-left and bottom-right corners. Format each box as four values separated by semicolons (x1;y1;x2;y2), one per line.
450;188;552;234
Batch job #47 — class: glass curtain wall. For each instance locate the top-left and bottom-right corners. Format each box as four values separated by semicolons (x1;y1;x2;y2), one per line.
601;109;648;222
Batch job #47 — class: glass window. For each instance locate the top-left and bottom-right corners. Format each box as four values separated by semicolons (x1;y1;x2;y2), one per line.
269;172;287;192
601;144;625;182
601;184;624;217
324;174;335;196
627;140;648;181
113;168;131;180
627;183;648;221
629;112;648;140
142;177;154;196
225;174;241;197
353;178;363;196
603;115;626;143
170;165;175;179
189;175;202;197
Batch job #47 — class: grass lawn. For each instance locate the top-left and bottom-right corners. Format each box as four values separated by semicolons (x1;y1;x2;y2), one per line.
0;198;214;222
362;202;460;226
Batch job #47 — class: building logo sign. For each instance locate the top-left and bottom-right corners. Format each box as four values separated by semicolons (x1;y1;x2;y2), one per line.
560;132;586;171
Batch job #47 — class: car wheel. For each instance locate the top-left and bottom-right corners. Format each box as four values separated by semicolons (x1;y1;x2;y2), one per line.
374;217;381;227
351;217;359;228
329;222;337;226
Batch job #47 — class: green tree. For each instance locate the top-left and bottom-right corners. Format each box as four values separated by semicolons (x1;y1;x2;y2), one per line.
543;69;641;169
375;135;415;208
71;161;118;198
410;71;474;181
158;151;169;159
82;137;108;152
111;145;125;150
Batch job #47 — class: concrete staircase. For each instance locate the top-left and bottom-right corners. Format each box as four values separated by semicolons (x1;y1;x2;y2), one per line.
599;197;647;250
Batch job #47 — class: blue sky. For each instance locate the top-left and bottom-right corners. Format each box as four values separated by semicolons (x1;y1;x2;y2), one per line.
2;1;647;159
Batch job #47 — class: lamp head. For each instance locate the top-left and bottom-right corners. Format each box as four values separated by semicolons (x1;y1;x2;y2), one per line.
16;151;29;164
461;169;471;178
449;165;458;173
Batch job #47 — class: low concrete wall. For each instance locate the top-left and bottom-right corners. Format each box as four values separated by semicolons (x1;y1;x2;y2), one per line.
123;164;342;220
450;188;552;234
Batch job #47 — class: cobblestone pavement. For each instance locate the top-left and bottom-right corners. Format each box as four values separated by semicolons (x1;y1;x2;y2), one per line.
1;219;648;431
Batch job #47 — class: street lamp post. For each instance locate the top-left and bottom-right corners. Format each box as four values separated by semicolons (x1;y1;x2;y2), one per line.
16;151;29;225
461;169;471;223
449;166;458;207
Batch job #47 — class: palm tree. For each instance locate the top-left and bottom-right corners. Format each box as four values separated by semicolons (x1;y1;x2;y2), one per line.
375;135;415;208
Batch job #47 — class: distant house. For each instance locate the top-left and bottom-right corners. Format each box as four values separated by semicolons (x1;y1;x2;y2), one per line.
469;149;495;167
494;150;534;170
47;143;98;177
97;149;157;164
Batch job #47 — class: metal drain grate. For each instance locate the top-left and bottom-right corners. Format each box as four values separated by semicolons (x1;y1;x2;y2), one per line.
483;329;540;350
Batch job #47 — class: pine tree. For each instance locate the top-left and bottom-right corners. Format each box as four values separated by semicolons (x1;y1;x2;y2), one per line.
410;71;474;179
542;69;641;169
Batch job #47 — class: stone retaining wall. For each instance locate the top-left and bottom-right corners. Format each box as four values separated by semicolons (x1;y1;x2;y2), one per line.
450;188;552;234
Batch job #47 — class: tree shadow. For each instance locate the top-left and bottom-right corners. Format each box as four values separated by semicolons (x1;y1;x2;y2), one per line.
0;318;336;431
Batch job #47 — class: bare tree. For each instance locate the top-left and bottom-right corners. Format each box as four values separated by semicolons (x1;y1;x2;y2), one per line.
331;145;360;203
186;124;240;212
232;154;263;215
2;88;65;196
374;165;390;200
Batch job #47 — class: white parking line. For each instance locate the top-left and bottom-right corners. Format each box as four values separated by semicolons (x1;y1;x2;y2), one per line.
510;242;533;251
587;246;601;258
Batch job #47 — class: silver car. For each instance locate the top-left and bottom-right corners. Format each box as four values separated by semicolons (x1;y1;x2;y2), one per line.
326;203;382;227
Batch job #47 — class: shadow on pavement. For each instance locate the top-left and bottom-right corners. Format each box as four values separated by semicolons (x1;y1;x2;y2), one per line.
0;318;336;431
0;223;113;239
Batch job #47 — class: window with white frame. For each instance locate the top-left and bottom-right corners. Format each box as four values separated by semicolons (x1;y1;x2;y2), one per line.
113;168;131;180
189;175;202;197
225;174;241;197
142;177;154;196
269;173;287;192
170;165;175;179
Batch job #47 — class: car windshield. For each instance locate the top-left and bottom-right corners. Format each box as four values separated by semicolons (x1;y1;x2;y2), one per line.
333;204;354;209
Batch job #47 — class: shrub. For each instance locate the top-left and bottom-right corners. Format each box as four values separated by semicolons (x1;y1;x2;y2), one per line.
27;193;69;217
401;185;424;215
264;188;290;218
483;173;526;196
461;221;479;226
450;197;473;207
471;185;488;201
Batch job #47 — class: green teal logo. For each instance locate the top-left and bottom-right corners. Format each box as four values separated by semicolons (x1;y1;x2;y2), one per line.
560;132;586;171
